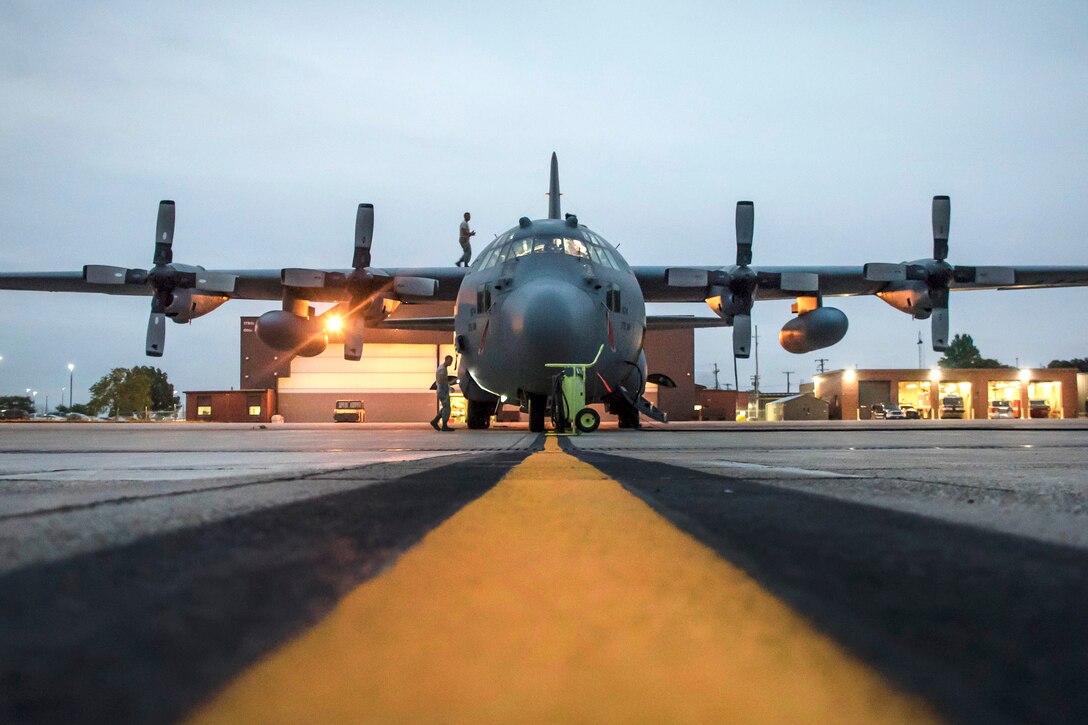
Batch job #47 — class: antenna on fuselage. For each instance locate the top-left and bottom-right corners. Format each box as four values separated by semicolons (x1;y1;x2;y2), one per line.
547;152;561;219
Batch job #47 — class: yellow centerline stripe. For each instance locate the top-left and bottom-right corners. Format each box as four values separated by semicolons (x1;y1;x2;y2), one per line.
189;435;938;724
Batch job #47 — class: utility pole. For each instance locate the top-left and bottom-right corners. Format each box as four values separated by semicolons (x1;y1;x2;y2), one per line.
783;371;795;394
752;325;761;420
712;363;721;390
815;358;829;374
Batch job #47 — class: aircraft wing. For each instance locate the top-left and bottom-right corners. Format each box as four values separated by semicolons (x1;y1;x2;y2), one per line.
646;315;730;329
633;265;1088;303
0;267;468;302
377;315;731;333
378;316;456;331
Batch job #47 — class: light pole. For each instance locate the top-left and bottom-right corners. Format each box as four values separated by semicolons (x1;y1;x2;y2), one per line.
68;363;74;408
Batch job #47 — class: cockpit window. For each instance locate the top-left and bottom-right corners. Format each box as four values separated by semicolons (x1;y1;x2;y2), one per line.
564;238;589;258
473;229;626;271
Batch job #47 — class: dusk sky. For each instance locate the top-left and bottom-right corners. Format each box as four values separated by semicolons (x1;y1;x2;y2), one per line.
2;1;1086;406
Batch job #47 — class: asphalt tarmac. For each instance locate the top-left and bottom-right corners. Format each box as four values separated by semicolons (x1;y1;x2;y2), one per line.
1;420;1086;723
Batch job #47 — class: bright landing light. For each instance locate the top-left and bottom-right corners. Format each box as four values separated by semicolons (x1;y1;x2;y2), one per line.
324;315;343;333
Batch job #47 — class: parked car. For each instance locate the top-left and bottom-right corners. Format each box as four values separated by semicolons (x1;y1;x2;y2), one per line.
940;396;965;419
333;399;366;423
989;400;1016;419
1029;399;1052;418
899;404;921;419
871;403;906;420
1;408;30;420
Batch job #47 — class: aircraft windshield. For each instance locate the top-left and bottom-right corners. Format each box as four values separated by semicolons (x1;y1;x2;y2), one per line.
474;231;626;271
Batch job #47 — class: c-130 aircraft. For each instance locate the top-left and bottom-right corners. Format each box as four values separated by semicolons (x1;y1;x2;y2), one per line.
2;153;1087;432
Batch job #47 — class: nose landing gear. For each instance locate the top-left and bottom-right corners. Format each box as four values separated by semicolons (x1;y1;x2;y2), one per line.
528;393;548;433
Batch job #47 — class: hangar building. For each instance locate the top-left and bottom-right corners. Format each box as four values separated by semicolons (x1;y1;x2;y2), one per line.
812;367;1081;419
186;308;695;424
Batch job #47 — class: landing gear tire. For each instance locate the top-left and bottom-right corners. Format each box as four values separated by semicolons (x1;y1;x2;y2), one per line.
617;409;641;429
575;407;601;433
528;393;547;433
466;399;493;430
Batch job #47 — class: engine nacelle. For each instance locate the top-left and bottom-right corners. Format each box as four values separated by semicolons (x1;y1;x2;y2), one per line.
163;290;229;323
779;307;849;354
875;282;932;319
255;310;328;357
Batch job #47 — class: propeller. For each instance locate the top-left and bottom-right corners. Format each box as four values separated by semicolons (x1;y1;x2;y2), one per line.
664;202;759;358
728;201;757;357
281;203;438;361
83;200;236;357
343;203;376;360
146;200;177;356
863;196;1015;351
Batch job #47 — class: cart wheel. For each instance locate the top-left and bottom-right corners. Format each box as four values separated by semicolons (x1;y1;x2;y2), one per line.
575;407;601;433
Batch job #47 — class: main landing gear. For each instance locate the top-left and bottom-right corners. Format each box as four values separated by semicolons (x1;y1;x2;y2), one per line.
466;399;493;430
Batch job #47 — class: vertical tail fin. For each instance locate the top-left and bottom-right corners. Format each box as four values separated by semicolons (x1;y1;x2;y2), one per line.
547;152;561;220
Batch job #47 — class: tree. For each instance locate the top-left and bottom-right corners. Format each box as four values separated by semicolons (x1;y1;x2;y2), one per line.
86;366;179;416
132;366;180;410
0;395;34;411
88;368;153;417
938;334;1010;369
1047;358;1088;372
54;403;98;416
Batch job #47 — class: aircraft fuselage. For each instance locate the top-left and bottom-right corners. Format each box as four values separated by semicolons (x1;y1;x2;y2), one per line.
454;218;646;409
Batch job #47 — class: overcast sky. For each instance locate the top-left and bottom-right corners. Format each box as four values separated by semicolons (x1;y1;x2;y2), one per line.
2;1;1086;406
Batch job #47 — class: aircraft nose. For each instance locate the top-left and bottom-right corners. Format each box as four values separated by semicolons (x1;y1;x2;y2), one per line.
497;279;600;389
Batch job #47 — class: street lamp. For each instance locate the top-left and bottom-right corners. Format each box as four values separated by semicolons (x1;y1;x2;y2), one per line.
68;363;74;408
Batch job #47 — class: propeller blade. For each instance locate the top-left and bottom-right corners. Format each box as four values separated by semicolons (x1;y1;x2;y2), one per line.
281;268;328;288
732;314;752;358
863;263;908;282
153;200;175;266
84;265;131;285
735;201;754;266
343;315;365;361
195;271;236;293
931;307;950;351
932;195;950;261
146;309;166;357
393;276;438;298
353;203;375;269
665;268;710;287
